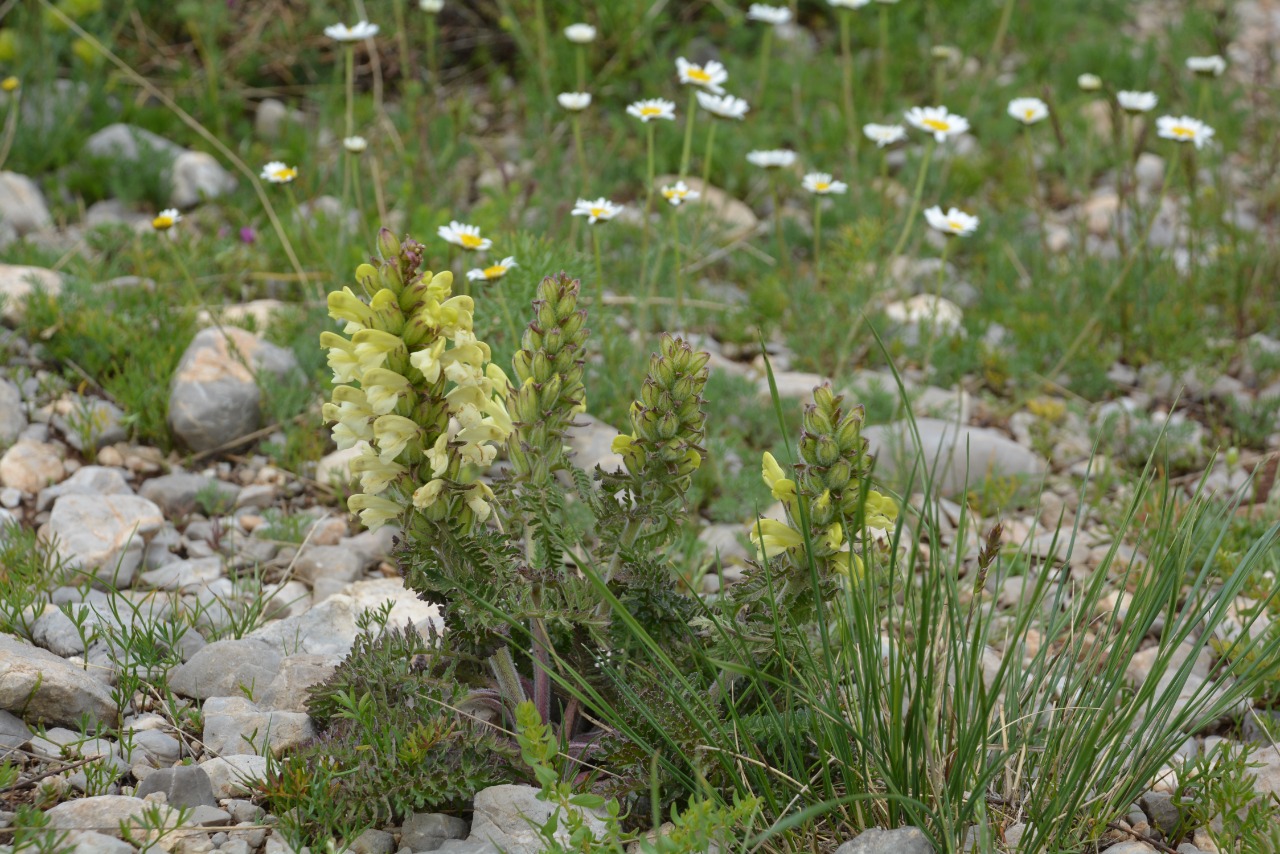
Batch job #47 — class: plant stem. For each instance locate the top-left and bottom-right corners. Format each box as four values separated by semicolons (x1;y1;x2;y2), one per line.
700;120;718;190
922;236;953;378
571;114;587;194
489;646;527;709
678;88;698;179
671;207;684;324
813;196;823;288
640;122;656;300
771;171;787;275
877;5;890;110
592;226;605;311
889;139;935;260
533;0;551;100
575;45;587;92
756;26;774;109
839;11;857;148
1024;126;1047;253
344;45;355;139
425;15;439;88
393;0;411;79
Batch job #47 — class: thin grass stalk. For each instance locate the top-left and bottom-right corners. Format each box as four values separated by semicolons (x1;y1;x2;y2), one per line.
920;236;953;377
838;12;858;149
392;0;411;78
571;113;588;194
877;5;889;110
756;25;773;109
678;88;698;179
888;139;935;260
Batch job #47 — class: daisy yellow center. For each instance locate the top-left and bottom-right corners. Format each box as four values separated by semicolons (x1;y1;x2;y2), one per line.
640;106;663;116
815;182;830;192
1171;125;1195;138
686;68;712;84
153;216;174;229
922;118;951;132
947;220;964;231
483;264;508;278
459;233;484;249
590;207;607;218
1024;109;1036;120
273;167;296;181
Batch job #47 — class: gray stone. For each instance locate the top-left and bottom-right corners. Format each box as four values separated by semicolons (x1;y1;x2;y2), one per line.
0;171;52;236
0;708;31;751
293;544;365;586
834;826;934;854
167;327;300;452
468;784;607;854
1101;844;1158;854
66;830;139;853
45;794;179;837
139;472;240;517
247;578;438;656
254;99;289;140
862;418;1046;498
258;654;340;713
314;446;359;486
169;151;236;209
129;728;182;766
401;813;469;851
31;605;89;657
565;414;624;473
351;827;397;854
1140;790;1180;833
38;465;134;512
0;438;64;493
167;638;284;700
187;804;232;826
83;124;184;162
139;556;224;591
296;195;359;232
201;696;314;757
432;841;499;854
47;493;165;589
0;379;25;445
0;633;117;728
50;398;128;452
0;264;62;323
234;483;276;510
134;764;217;809
198;754;268;799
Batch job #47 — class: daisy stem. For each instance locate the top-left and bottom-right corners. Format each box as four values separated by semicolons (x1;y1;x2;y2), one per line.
756;26;774;109
672;208;685;323
591;226;605;313
889;139;935;260
572;114;588;194
838;11;858;149
0;95;18;171
640;122;656;295
1117;115;1134;256
1023;126;1047;253
392;0;411;80
1183;145;1199;267
813;196;823;286
877;5;889;110
576;45;587;93
353;155;366;217
922;236;953;378
533;0;551;100
164;236;222;335
678;88;698;179
771;171;787;275
701;120;718;190
344;45;355;140
878;148;890;215
425;15;439;88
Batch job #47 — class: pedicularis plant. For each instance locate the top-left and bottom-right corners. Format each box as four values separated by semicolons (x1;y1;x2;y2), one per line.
288;230;902;838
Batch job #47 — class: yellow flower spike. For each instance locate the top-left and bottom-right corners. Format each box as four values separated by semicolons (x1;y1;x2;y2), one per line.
465;482;495;523
832;551;865;579
320;332;361;384
347;494;403;529
373;414;421;463
362;368;411;415
412;478;447;510
760;452;797;505
409;338;448;383
328;287;376;328
864;491;899;530
426;432;451;477
349;441;408;494
823;523;845;552
748;519;806;559
351;328;406;373
368;288;406;334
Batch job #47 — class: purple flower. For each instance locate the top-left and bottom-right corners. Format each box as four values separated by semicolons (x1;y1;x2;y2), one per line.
239;226;257;244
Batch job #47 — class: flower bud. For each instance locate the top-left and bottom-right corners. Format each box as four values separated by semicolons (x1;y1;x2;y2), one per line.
378;227;401;260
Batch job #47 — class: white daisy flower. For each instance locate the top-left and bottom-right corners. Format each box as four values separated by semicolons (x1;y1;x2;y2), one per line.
1156;115;1215;149
747;149;798;168
564;23;597;44
904;105;971;143
420;0;444;12
930;45;962;64
343;136;368;153
676;57;729;95
747;4;792;24
661;181;700;206
1007;97;1049;125
557;92;592;111
1186;55;1226;77
828;0;871;7
1077;73;1102;91
1117;90;1158;113
466;256;517;282
863;123;907;147
438;220;492;251
696;91;749;120
802;172;848;194
924;205;980;236
571;197;623;224
260;161;298;183
152;208;181;231
626;98;677;122
325;21;379;42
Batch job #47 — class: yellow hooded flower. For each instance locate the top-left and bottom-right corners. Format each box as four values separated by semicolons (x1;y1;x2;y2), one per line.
321;332;362;384
412;478;447;510
349;441;407;494
749;518;805;558
348;494;403;529
373;414;421;463
760;452;797;505
362;368;411;415
864;491;898;530
465;482;495;523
